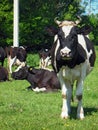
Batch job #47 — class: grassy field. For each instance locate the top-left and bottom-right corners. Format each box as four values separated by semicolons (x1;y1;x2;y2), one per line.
0;46;98;130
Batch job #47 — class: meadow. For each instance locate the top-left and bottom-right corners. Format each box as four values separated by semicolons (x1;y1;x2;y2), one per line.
0;46;98;130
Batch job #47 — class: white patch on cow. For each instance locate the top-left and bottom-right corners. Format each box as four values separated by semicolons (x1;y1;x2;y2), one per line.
78;35;87;50
19;46;25;50
32;87;46;92
54;35;60;72
8;56;16;73
78;35;93;73
14;62;26;72
8;56;26;73
40;56;51;69
54;34;58;42
62;26;73;38
60;47;71;55
15;59;22;65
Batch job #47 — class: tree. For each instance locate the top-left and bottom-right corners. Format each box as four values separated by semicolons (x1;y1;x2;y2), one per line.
19;0;83;49
0;0;13;46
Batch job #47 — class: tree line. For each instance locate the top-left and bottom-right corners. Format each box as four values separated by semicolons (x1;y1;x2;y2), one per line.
0;0;98;51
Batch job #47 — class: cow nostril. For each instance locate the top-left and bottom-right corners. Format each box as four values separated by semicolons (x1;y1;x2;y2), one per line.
60;51;67;57
61;51;65;56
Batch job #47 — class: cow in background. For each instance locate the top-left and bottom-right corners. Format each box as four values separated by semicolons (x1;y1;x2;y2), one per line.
0;66;9;81
6;46;27;73
12;66;60;92
39;48;51;70
46;18;96;119
0;47;6;66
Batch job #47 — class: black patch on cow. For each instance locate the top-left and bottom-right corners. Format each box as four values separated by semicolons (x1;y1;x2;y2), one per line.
0;66;8;81
17;48;27;62
0;47;6;66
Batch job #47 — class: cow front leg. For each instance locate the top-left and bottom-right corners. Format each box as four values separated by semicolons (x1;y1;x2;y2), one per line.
61;81;72;119
76;80;84;119
14;62;26;72
8;56;16;73
61;83;68;119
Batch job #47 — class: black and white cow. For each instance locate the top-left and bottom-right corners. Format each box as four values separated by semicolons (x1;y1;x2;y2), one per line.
12;66;60;92
47;18;96;119
0;47;6;66
39;48;51;69
6;46;27;73
0;66;9;81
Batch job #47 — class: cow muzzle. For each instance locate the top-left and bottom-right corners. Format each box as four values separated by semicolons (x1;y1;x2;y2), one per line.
60;48;72;60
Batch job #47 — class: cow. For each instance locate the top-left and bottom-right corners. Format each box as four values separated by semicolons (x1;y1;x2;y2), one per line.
46;18;96;119
0;47;6;66
6;46;27;73
0;66;9;81
39;48;51;70
11;66;61;92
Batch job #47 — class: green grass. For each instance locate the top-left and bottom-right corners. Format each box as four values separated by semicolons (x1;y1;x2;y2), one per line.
0;46;98;130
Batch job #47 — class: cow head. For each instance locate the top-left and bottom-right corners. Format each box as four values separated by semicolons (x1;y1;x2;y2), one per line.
47;17;92;61
39;48;50;60
12;66;28;80
58;26;79;60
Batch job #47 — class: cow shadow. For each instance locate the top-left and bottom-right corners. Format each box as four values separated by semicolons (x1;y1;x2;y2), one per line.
70;106;98;119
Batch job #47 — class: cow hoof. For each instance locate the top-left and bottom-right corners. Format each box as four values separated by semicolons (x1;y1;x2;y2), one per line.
77;114;84;120
61;112;69;119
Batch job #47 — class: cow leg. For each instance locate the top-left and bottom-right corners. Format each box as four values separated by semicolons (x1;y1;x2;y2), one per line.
8;56;16;73
76;79;84;119
61;81;72;119
59;71;72;119
14;62;26;72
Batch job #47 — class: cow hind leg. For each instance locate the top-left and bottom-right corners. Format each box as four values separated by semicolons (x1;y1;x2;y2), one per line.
61;81;72;119
76;80;84;119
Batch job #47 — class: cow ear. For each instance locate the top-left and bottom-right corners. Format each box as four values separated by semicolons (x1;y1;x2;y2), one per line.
80;25;92;35
75;25;92;35
45;25;58;36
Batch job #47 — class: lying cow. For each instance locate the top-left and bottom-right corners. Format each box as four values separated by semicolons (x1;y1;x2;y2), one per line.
39;48;51;70
47;18;96;119
6;46;27;73
0;66;9;81
0;47;6;66
12;66;60;92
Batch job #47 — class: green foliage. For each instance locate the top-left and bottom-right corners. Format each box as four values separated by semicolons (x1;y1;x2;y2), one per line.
0;0;13;46
26;53;40;67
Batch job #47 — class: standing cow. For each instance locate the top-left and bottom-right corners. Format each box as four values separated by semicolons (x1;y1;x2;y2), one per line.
47;18;96;119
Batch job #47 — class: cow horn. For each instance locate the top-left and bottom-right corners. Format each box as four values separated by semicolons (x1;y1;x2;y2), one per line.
75;16;82;25
54;17;61;25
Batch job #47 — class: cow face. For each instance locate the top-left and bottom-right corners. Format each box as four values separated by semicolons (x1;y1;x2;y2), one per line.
12;67;28;80
58;27;78;60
